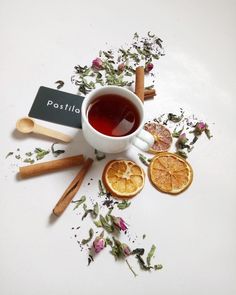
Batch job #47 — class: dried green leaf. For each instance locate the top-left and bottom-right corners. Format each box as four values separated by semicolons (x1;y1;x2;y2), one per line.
94;220;102;227
81;228;94;245
132;248;145;256
23;158;35;164
98;180;106;196
167;113;184;123
100;215;114;233
51;143;65;157
55;80;64;89
94;149;106;161
72;195;86;210
117;200;131;210
5;152;14;159
138;153;151;166
88;254;94;266
34;148;49;160
15;155;21;160
172;127;184;138
25;152;33;157
154;264;163;270
147;244;156;266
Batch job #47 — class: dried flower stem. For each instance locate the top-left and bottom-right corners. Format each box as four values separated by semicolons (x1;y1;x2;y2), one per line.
125;259;137;277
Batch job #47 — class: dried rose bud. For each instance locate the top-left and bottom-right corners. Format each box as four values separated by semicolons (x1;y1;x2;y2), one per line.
178;133;188;144
194;122;206;136
145;63;154;73
196;122;206;131
112;216;128;231
92;57;103;70
121;243;131;256
93;233;105;253
118;63;125;72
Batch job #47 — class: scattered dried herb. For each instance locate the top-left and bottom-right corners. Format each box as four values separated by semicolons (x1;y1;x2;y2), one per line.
94;149;106;161
82;202;99;220
51;143;65;157
72;32;164;95
149;109;213;159
88;254;94;266
5;152;13;159
98;179;106;196
55;80;64;89
25;152;33;157
23;158;35;164
117;200;131;210
138;153;151;166
99;215;114;233
167;112;184;123
147;244;156;266
15;155;21;160
72;195;86;210
34;148;49;160
81;228;94;245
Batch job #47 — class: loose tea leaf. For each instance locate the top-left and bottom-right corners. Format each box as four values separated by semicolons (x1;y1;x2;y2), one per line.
5;152;13;159
154;264;163;270
94;149;106;161
88;254;94;266
147;244;156;266
81;228;94;245
98;180;106;196
34;148;49;160
51;143;65;157
99;215;114;233
55;80;64;89
167;112;184;123
23;158;35;164
82;202;99;220
117;200;131;210
72;195;86;210
138;153;151;166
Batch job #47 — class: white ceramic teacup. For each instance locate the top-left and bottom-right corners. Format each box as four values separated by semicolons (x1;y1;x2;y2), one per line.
81;86;154;153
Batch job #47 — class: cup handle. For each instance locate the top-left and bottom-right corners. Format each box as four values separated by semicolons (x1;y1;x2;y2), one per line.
132;129;154;151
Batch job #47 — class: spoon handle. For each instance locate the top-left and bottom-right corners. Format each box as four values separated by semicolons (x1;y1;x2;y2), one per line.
33;124;72;142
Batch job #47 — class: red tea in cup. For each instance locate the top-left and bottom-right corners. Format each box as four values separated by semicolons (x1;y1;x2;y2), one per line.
87;94;140;137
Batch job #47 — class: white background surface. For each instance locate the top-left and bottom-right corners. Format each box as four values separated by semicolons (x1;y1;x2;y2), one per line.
1;0;236;294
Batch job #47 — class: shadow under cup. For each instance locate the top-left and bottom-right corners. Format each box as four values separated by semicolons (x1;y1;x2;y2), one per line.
81;86;145;153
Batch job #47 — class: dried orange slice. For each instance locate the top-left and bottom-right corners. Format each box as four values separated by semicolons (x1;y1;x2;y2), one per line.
102;160;145;199
149;152;193;194
144;122;172;153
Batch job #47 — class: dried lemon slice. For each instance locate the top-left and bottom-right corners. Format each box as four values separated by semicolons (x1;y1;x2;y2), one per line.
144;122;172;153
149;152;193;194
102;160;145;199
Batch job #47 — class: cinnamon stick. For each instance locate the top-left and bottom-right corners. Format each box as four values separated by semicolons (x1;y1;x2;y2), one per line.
135;66;145;102
19;155;84;178
53;158;93;217
144;88;156;100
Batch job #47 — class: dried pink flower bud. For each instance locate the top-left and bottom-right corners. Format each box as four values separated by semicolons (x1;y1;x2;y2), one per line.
112;216;128;231
118;63;125;72
122;243;131;256
92;57;103;70
196;122;206;131
179;133;188;144
145;63;154;73
93;234;105;253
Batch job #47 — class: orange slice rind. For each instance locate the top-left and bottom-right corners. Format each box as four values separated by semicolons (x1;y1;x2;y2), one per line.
149;152;193;195
102;160;145;199
144;122;172;153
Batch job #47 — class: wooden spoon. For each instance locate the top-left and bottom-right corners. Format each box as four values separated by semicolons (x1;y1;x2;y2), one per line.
16;117;72;142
